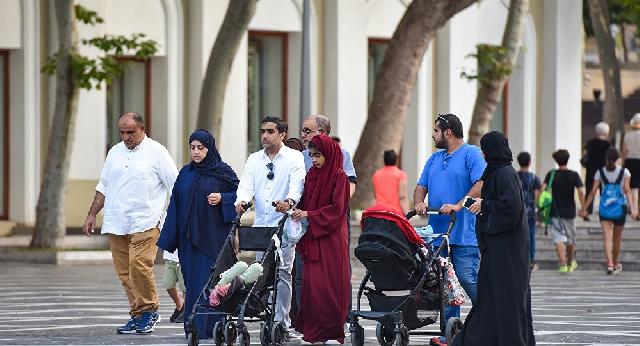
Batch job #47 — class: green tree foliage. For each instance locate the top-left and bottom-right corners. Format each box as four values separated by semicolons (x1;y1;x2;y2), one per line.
583;0;640;37
460;44;514;86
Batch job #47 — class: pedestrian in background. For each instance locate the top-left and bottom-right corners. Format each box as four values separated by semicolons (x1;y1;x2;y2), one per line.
541;149;586;273
622;113;640;219
372;149;409;214
162;249;186;324
157;129;239;339
582;122;611;220
516;152;541;270
581;147;637;274
83;112;178;334
412;113;485;346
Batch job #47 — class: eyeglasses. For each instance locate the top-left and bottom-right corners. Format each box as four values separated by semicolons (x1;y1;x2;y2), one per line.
300;127;314;135
266;162;275;180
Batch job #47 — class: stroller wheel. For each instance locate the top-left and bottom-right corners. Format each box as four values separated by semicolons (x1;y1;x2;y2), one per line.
375;322;395;346
224;321;237;346
213;321;225;346
393;326;408;346
270;321;286;346
259;322;271;346
237;324;250;346
445;317;463;342
349;323;365;346
187;331;199;346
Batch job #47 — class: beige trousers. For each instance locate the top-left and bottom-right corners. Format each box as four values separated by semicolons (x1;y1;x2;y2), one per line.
108;227;160;318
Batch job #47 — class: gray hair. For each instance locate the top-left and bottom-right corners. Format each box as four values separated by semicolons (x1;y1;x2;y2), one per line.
309;114;331;134
119;112;145;127
595;122;609;136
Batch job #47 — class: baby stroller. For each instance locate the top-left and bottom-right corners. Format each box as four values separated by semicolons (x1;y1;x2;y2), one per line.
349;204;463;346
186;202;290;346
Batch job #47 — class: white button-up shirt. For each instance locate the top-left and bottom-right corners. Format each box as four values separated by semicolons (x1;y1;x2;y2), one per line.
235;145;306;227
96;136;178;235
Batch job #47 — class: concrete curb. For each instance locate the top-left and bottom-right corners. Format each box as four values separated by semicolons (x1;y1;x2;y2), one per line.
0;249;113;265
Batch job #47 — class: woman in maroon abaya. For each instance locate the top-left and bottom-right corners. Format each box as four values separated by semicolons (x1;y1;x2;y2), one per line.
291;134;350;344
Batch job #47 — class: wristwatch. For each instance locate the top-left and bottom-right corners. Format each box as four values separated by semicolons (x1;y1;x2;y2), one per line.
286;198;295;208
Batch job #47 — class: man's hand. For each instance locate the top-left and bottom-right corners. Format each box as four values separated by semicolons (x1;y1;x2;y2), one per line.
83;215;97;237
274;200;291;213
414;202;427;215
440;203;462;214
208;193;222;206
235;202;247;215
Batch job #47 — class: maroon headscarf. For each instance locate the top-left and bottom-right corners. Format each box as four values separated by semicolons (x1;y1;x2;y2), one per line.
298;134;350;261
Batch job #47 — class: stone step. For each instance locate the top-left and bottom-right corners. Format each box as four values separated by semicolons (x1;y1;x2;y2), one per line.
535;248;640;262
0;235;109;249
534;258;640;271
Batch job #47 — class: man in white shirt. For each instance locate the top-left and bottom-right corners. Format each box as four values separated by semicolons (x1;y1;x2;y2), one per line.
83;112;178;335
235;116;305;335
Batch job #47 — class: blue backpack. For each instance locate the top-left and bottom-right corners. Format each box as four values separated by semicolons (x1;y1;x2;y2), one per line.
599;168;626;219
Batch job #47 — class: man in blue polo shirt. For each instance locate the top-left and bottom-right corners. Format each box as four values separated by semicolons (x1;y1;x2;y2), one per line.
413;113;485;346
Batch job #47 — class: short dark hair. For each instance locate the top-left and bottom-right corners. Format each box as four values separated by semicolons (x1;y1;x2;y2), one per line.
119;112;144;127
261;116;287;133
383;150;397;166
552;149;570;166
435;113;463;138
331;136;341;143
284;137;304;152
517;152;531;167
605;147;619;162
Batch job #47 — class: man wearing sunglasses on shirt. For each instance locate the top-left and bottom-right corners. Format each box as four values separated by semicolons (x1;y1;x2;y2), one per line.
234;116;305;339
412;113;486;346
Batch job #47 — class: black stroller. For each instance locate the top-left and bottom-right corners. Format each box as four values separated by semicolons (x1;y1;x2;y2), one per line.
186;203;290;346
349;204;463;346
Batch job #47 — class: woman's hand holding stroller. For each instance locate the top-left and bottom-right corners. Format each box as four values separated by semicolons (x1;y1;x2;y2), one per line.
467;198;482;214
291;208;308;221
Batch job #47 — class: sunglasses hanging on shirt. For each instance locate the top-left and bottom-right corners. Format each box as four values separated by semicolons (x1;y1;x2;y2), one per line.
266;162;275;180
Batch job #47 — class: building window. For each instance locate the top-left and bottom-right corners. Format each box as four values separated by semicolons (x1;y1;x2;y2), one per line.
106;58;151;153
0;51;8;219
368;39;390;104
248;31;288;154
489;83;509;135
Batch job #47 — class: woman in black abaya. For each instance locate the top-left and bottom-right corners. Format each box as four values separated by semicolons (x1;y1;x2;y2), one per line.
451;131;535;346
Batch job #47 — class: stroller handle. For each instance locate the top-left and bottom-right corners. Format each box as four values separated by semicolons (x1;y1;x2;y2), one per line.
405;208;457;224
232;202;253;227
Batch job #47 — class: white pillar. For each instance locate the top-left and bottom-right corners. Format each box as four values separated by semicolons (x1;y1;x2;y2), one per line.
162;0;184;165
323;0;368;155
435;5;478;135
9;0;40;223
539;0;583;174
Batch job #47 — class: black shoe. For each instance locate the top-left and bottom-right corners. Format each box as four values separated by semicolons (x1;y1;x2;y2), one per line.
116;317;139;334
136;311;160;334
170;307;184;323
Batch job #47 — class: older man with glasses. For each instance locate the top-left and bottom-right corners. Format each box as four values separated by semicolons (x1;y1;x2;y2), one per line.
412;113;486;346
235;116;306;339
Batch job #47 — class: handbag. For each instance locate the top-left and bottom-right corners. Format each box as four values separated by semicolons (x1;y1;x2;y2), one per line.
537;170;556;225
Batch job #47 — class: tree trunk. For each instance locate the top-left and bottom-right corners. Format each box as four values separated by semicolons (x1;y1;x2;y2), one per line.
588;0;624;147
350;0;478;210
467;0;528;145
196;0;257;141
620;23;629;63
30;0;79;248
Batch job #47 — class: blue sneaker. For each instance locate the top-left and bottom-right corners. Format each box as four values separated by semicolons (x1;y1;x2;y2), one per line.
136;311;160;334
116;317;139;334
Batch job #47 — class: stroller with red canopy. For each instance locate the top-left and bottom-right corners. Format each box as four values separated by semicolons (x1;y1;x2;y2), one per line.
349;204;462;346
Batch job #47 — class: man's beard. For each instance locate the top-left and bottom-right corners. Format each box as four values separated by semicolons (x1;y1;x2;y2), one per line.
434;137;448;150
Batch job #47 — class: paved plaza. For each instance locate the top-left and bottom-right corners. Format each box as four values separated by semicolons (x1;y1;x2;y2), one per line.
0;259;639;345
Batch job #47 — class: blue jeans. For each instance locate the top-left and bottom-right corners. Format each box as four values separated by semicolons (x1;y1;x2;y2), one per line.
528;218;536;263
444;245;480;322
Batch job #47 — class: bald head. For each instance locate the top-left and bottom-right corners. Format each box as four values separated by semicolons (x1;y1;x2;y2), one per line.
118;112;145;127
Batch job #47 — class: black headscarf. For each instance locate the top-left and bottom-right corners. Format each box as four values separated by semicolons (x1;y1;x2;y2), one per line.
186;129;239;250
480;131;513;180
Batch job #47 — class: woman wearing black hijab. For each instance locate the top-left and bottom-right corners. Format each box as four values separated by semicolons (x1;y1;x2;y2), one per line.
157;129;239;339
451;131;535;346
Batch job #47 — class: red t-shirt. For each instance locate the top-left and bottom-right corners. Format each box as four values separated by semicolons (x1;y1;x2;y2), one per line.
372;165;407;212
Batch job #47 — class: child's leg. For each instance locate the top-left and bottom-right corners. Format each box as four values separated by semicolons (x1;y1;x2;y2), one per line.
612;225;625;266
167;287;183;309
162;261;184;309
601;221;614;266
566;244;574;266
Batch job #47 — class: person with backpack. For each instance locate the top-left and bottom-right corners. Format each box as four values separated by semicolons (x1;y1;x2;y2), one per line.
541;149;587;273
517;152;542;270
580;148;637;274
